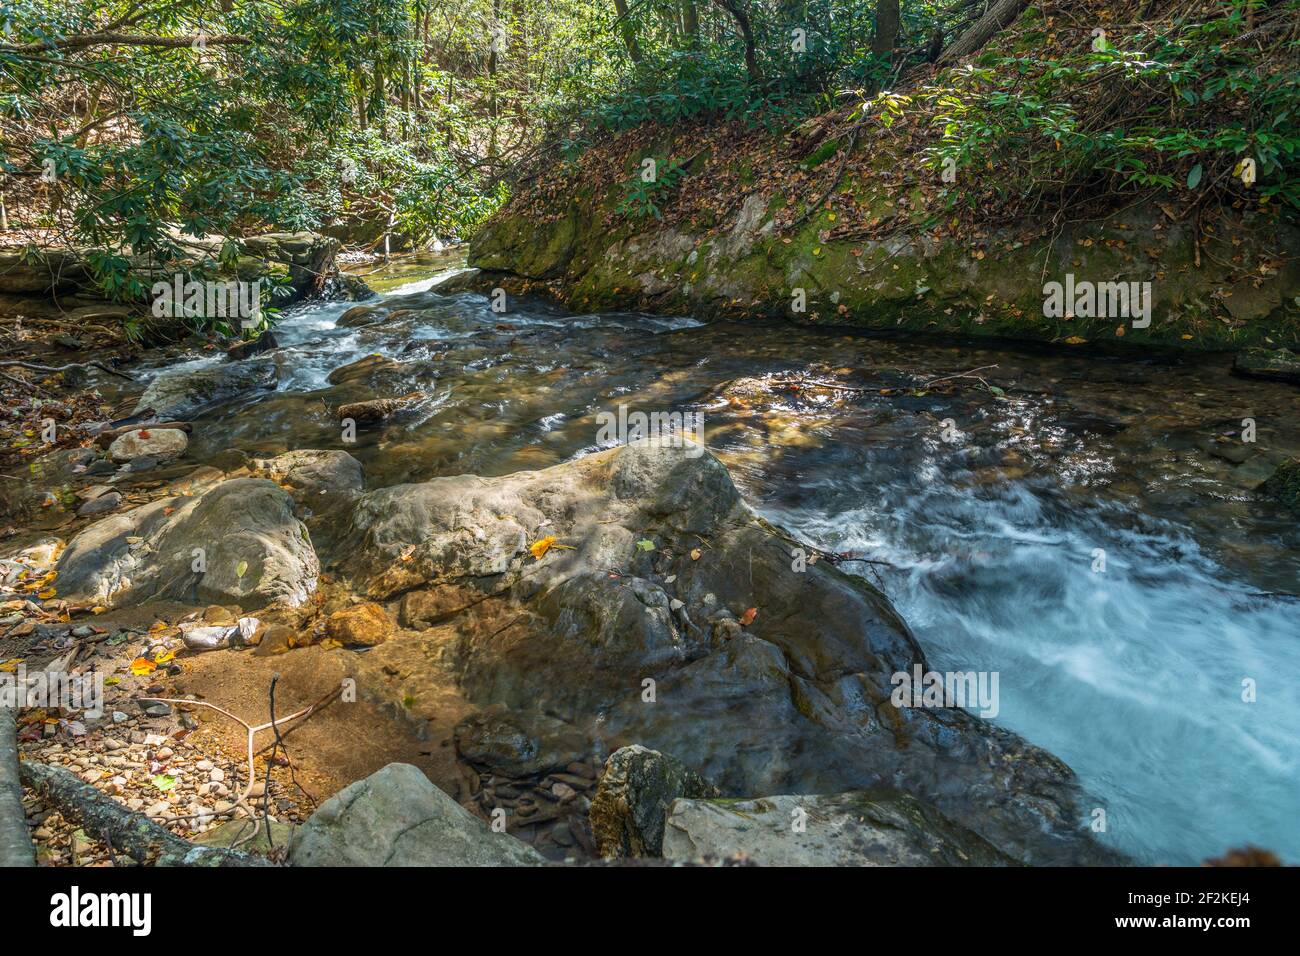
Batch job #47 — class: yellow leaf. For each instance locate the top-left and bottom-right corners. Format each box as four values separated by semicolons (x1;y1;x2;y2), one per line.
130;657;157;676
91;606;107;615
0;659;21;673
37;588;56;599
153;648;177;664
530;535;557;559
1063;336;1087;345
690;548;702;561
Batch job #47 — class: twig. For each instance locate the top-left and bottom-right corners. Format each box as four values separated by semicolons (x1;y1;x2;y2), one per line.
919;364;999;387
137;684;342;848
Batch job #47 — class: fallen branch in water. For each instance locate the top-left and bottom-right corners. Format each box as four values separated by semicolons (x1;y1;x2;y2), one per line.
919;364;999;388
18;760;270;866
790;378;873;392
0;359;134;381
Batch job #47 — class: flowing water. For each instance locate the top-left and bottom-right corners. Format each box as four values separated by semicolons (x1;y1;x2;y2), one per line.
144;253;1300;864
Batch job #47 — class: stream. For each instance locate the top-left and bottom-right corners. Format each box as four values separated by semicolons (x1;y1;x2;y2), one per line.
131;252;1300;865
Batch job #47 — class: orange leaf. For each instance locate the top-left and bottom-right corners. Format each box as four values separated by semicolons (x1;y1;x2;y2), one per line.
130;657;157;676
529;536;557;559
739;607;758;626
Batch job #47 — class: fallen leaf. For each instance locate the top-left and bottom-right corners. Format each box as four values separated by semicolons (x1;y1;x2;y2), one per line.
635;539;656;552
130;657;157;676
530;535;557;559
739;607;758;626
690;548;702;561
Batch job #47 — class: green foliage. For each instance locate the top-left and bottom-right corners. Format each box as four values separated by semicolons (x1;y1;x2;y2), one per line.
616;156;686;220
914;2;1300;211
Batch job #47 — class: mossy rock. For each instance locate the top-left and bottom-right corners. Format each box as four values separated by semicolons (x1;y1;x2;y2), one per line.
1260;458;1300;514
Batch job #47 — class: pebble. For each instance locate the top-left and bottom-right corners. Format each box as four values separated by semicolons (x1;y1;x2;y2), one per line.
208;768;225;783
196;759;214;772
103;737;126;751
551;782;577;801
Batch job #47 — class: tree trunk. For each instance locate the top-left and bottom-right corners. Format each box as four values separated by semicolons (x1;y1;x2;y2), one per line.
0;707;35;867
938;0;1030;63
612;0;644;64
872;0;899;56
20;760;269;866
712;0;761;84
488;0;501;159
683;1;700;43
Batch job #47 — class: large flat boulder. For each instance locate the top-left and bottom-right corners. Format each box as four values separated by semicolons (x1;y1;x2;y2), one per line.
56;477;318;609
662;791;1015;866
134;358;279;419
338;438;1120;865
289;763;543;866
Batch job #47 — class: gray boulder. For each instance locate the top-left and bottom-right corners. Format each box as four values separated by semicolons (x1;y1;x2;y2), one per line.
134;358;278;419
338;438;1119;865
589;745;719;857
108;427;188;463
289;763;543;866
662;791;1015;866
252;449;364;504
56;477;318;609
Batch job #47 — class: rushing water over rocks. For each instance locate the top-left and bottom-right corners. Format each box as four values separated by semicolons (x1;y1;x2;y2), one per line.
109;253;1300;864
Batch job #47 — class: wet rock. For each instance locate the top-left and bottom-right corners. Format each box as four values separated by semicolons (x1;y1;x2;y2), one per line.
1233;348;1300;385
1260;458;1300;514
251;623;299;656
289;762;543;866
253;449;364;504
324;602;391;646
398;585;479;628
56;477;318;609
336;393;423;424
662;791;1015;866
427;268;482;293
225;331;279;361
133;358;278;419
453;709;589;778
336;305;383;328
77;491;122;517
326;354;403;386
342;438;1118;865
108;427;188;463
589;745;719;858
